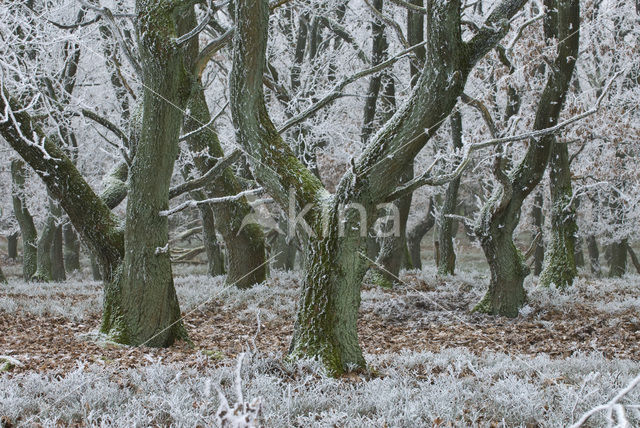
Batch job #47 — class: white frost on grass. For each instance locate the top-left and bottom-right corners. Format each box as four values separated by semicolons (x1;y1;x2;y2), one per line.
1;349;638;427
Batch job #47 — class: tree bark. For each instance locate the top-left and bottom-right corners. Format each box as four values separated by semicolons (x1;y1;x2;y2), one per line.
627;244;640;274
437;111;463;276
51;221;66;281
0;264;6;284
475;0;579;316
31;202;57;282
10;160;37;280
198;203;226;277
540;138;577;288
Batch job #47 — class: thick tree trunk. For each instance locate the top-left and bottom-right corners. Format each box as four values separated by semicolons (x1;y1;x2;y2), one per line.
531;191;545;275
199;204;226;277
102;2;195;346
288;203;369;376
11;160;37;280
182;84;266;288
407;199;435;270
437;111;463;276
63;223;81;272
7;233;18;260
608;239;627;277
475;222;528;317
540;140;577;288
586;235;602;277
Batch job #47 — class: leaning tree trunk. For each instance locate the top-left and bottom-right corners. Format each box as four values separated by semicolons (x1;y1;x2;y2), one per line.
11;159;37;280
63;223;81;272
475;0;579;316
437;111;463;275
540;138;577;288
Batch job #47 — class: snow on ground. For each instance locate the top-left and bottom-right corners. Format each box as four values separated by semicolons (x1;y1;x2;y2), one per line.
1;267;639;426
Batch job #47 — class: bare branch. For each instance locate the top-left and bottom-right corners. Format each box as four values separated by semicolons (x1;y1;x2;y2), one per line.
278;40;428;134
175;1;213;45
168;149;242;199
363;0;410;49
77;0;142;77
385;71;623;202
80;109;129;145
193;28;234;78
160;188;263;217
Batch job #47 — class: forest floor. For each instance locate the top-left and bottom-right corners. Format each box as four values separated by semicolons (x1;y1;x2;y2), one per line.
1;242;640;426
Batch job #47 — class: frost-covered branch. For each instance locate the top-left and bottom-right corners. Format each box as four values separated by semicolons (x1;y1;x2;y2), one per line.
160;188;262;217
569;374;640;428
386;71;622;202
278;40;428;134
77;0;142;78
168;149;241;199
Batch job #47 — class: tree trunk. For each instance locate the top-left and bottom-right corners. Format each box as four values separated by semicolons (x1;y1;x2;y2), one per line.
475;0;579;316
7;233;18;260
182;83;266;288
32;209;56;282
199;204;226;277
627;244;640;274
288;203;369;376
586;235;602;277
231;0;527;374
437;111;463;276
540;140;577;288
475;220;528;317
608;239;627;277
63;223;81;272
574;237;585;268
374;165;412;286
102;2;196;346
531;191;545;275
407;198;435;270
0;264;6;284
51;223;66;281
11;159;37;280
90;252;103;281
